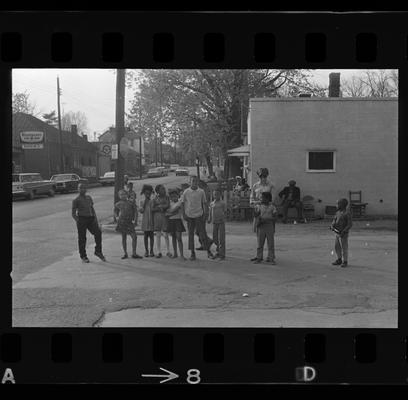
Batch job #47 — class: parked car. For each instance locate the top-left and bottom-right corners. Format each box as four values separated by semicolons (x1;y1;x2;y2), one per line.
169;164;180;172
147;168;163;178
175;167;189;176
50;173;88;193
99;171;115;186
157;166;168;176
12;173;56;200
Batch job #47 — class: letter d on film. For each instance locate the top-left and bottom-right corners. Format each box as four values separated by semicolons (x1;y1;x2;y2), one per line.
295;366;316;382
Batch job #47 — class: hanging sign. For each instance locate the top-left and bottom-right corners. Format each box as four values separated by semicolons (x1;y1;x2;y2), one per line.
111;144;118;160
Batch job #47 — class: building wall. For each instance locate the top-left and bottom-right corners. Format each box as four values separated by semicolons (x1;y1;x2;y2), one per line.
13;113;98;179
249;98;398;215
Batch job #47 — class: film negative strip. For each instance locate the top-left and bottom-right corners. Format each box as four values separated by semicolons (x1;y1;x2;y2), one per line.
0;10;406;385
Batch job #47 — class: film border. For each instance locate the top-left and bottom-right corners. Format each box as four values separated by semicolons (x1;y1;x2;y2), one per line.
0;10;406;384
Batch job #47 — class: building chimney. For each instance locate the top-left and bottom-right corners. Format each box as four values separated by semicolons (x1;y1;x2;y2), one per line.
82;134;88;142
71;124;78;135
329;72;341;97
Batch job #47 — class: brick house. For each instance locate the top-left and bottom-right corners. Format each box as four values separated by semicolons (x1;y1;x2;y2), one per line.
97;127;145;177
247;92;397;216
12;112;98;180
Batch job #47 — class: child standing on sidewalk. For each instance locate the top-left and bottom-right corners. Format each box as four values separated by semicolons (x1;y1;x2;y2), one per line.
114;189;142;259
208;189;226;260
165;188;186;260
140;184;155;257
330;198;353;268
252;191;277;264
152;184;171;258
126;181;137;205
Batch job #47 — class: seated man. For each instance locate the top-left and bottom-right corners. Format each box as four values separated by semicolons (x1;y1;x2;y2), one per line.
234;176;243;192
278;180;304;223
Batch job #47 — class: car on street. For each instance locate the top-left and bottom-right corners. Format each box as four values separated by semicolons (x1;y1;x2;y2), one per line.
175;167;189;176
147;167;164;178
157;166;168;176
12;173;56;200
50;173;88;193
99;171;115;186
169;164;180;172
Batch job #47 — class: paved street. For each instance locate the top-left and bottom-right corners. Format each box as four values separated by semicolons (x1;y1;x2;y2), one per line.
12;173;191;283
13;175;397;328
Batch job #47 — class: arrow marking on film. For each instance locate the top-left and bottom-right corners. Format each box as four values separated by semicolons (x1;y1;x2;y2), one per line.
141;367;179;383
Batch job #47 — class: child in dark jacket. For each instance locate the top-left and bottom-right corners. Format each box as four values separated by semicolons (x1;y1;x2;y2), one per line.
251;191;278;264
330;198;353;268
140;184;155;257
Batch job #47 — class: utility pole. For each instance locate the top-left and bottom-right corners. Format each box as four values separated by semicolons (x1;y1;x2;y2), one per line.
57;77;64;173
155;128;158;167
159;95;163;166
114;69;126;206
196;155;200;180
139;136;143;180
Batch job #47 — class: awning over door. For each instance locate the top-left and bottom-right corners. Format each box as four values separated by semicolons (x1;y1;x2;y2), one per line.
227;144;250;157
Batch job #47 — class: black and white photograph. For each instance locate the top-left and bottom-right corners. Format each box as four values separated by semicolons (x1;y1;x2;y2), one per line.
12;68;398;328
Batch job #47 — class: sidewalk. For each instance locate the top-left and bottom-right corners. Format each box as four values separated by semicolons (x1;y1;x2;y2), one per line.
13;219;397;327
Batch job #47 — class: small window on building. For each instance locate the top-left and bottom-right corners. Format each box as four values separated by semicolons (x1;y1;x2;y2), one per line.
307;151;336;172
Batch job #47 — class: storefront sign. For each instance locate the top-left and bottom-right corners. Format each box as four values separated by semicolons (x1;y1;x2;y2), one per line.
20;131;44;149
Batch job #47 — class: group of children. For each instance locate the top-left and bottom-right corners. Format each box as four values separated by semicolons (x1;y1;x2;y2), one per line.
248;191;352;267
113;180;352;268
114;179;227;261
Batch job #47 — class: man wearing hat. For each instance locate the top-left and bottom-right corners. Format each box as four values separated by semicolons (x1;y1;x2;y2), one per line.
278;180;304;223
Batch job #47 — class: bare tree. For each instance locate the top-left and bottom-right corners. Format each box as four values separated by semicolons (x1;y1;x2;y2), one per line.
342;70;398;98
341;76;368;97
61;110;89;135
12;91;37;115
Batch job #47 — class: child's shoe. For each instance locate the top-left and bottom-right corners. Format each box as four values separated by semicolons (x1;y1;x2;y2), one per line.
144;251;149;257
156;253;162;258
265;258;276;265
94;252;106;261
149;251;155;257
121;254;128;259
81;257;90;263
132;254;143;259
252;258;262;264
166;252;172;258
207;252;216;259
250;256;258;261
189;253;196;261
340;261;348;268
332;259;342;266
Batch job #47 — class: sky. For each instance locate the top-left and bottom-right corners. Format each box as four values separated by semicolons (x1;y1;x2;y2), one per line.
12;69;376;138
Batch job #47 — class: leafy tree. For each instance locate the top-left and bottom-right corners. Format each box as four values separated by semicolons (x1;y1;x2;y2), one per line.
127;69;324;174
42;110;58;126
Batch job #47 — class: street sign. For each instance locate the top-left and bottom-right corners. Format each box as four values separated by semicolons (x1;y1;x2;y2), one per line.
20;131;44;149
100;143;111;156
111;144;118;160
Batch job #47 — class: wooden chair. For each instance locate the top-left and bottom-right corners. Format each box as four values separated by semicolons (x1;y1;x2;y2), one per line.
302;195;315;222
349;191;368;218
